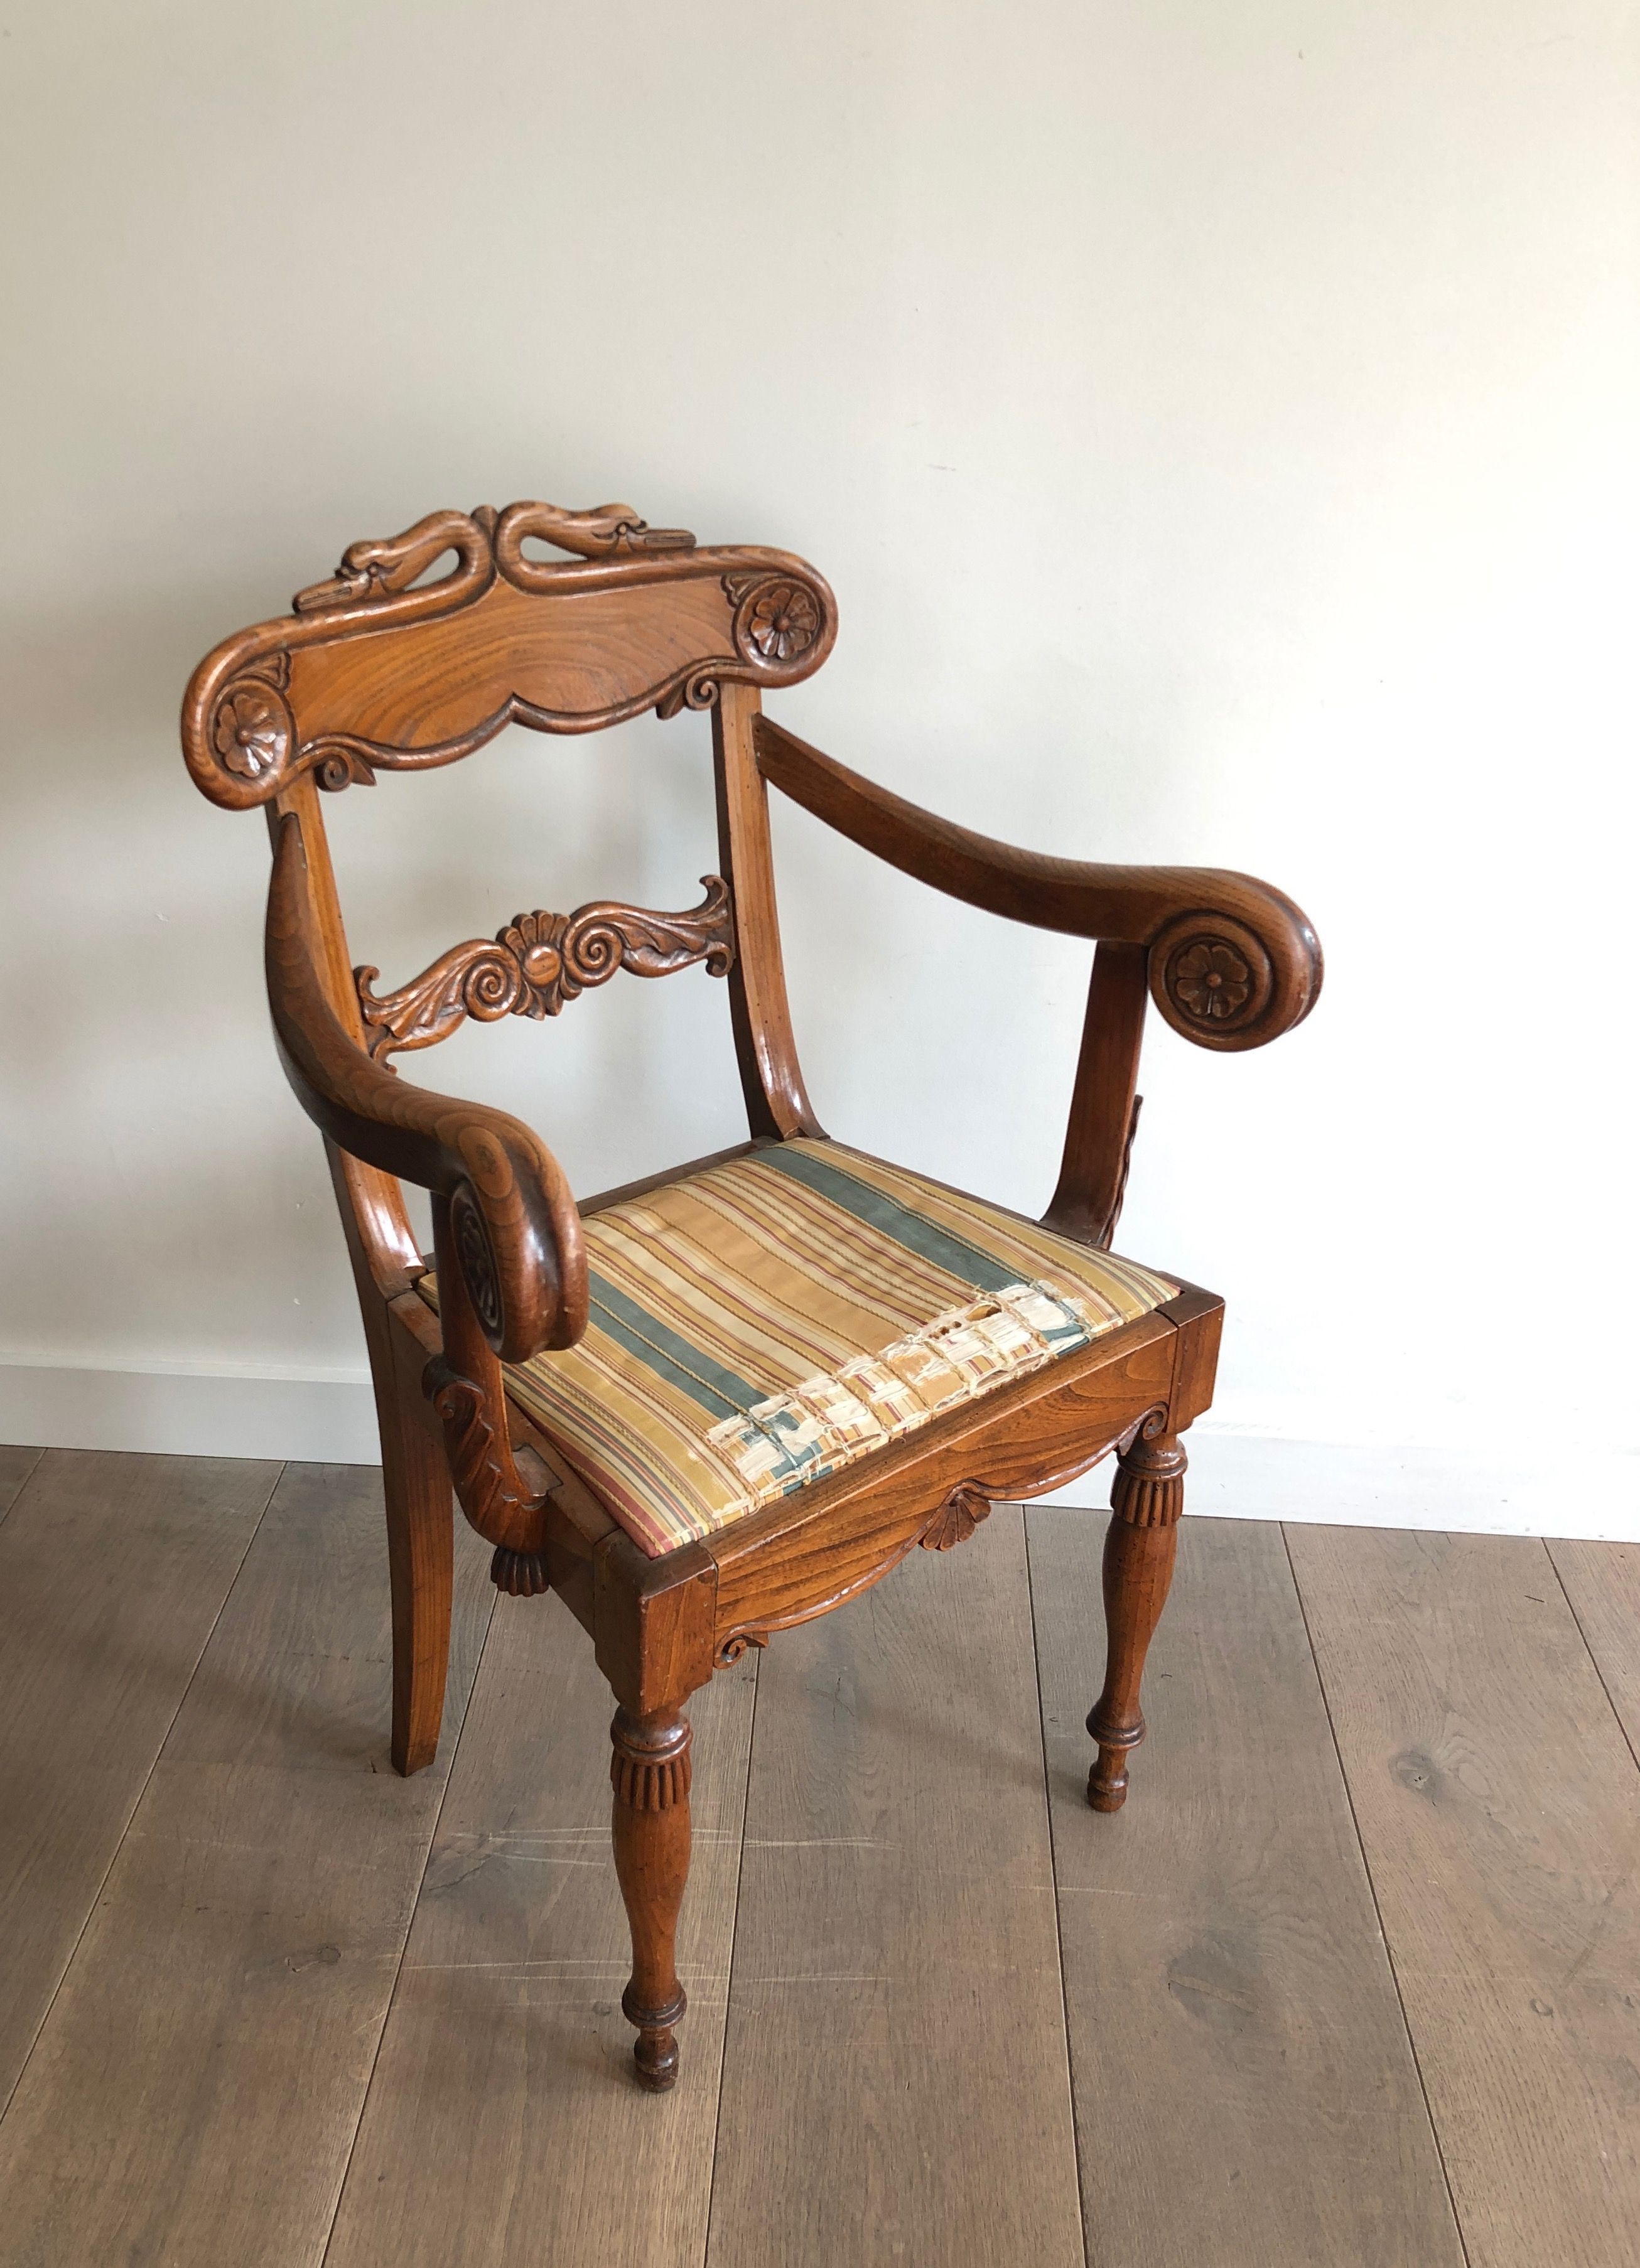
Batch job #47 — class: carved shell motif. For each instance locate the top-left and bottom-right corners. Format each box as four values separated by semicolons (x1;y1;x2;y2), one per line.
920;1485;993;1551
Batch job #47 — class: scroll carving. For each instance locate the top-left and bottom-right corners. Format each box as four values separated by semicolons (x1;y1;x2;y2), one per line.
449;1184;504;1339
183;500;838;810
1149;911;1275;1050
355;877;734;1058
715;1630;769;1667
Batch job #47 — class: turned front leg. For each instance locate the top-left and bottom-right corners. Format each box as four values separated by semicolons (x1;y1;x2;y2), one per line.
1087;1422;1187;1812
610;1706;693;2090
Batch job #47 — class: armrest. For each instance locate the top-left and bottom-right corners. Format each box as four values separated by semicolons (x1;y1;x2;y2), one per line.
266;813;587;1361
755;717;1322;1050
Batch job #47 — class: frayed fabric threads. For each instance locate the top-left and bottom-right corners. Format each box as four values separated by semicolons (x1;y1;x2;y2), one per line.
705;1280;1094;1503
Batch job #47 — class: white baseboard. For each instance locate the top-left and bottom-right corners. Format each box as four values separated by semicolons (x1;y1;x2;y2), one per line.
1;1362;1635;1540
0;1360;380;1465
1045;1426;1640;1542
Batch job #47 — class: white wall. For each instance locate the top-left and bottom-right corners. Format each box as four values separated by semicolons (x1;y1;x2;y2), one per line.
2;2;1636;1534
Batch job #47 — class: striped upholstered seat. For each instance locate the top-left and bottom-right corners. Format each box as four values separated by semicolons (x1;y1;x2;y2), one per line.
426;1140;1176;1557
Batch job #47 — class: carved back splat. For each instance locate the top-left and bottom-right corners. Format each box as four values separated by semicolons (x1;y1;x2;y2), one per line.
355;877;736;1058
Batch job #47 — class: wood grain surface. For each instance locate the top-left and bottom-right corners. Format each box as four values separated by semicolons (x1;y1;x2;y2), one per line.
324;1599;758;2268
1288;1525;1640;2268
4;1458;1637;2268
0;1449;278;2107
1031;1507;1464;2268
0;1463;493;2266
1548;1538;1640;1761
706;1506;1084;2268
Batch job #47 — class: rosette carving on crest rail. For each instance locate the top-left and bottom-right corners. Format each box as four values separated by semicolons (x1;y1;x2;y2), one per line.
355;876;735;1058
183;497;839;810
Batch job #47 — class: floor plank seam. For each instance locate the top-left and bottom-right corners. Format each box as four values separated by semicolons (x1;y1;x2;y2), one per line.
0;1445;46;1534
1023;1505;1092;2268
317;1578;500;2268
702;1650;763;2268
1279;1521;1477;2268
0;1454;286;2134
1545;1539;1640;1780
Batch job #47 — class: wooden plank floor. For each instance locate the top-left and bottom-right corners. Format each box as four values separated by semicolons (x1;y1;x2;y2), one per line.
1031;1508;1464;2267
708;1508;1082;2268
0;1448;1636;2268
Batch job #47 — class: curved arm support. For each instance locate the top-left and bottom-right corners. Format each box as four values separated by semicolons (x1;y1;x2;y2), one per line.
266;812;588;1361
754;717;1322;1051
423;1190;560;1564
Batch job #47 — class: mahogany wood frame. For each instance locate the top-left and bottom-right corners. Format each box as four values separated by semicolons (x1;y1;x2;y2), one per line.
183;498;1321;2090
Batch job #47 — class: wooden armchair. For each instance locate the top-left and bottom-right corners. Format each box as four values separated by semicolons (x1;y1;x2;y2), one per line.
182;499;1321;2091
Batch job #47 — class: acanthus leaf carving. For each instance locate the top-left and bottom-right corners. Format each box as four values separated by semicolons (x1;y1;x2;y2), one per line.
423;1356;556;1575
355;876;735;1058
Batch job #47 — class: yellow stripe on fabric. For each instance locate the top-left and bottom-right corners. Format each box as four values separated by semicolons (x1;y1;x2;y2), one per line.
590;1202;875;1384
620;1165;961;1331
804;1145;1178;1319
426;1137;1180;1564
504;1335;746;1551
693;1164;972;1323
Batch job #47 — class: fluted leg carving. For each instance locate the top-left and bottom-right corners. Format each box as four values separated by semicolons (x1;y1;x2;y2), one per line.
1087;1422;1187;1812
611;1706;693;2090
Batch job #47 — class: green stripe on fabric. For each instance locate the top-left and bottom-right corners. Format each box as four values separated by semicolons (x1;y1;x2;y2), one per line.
752;1145;1024;1297
587;1271;765;1421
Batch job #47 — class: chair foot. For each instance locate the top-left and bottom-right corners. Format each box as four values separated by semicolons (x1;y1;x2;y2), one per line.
624;1983;687;2090
611;1706;693;2092
1086;1419;1186;1814
1086;1717;1145;1812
